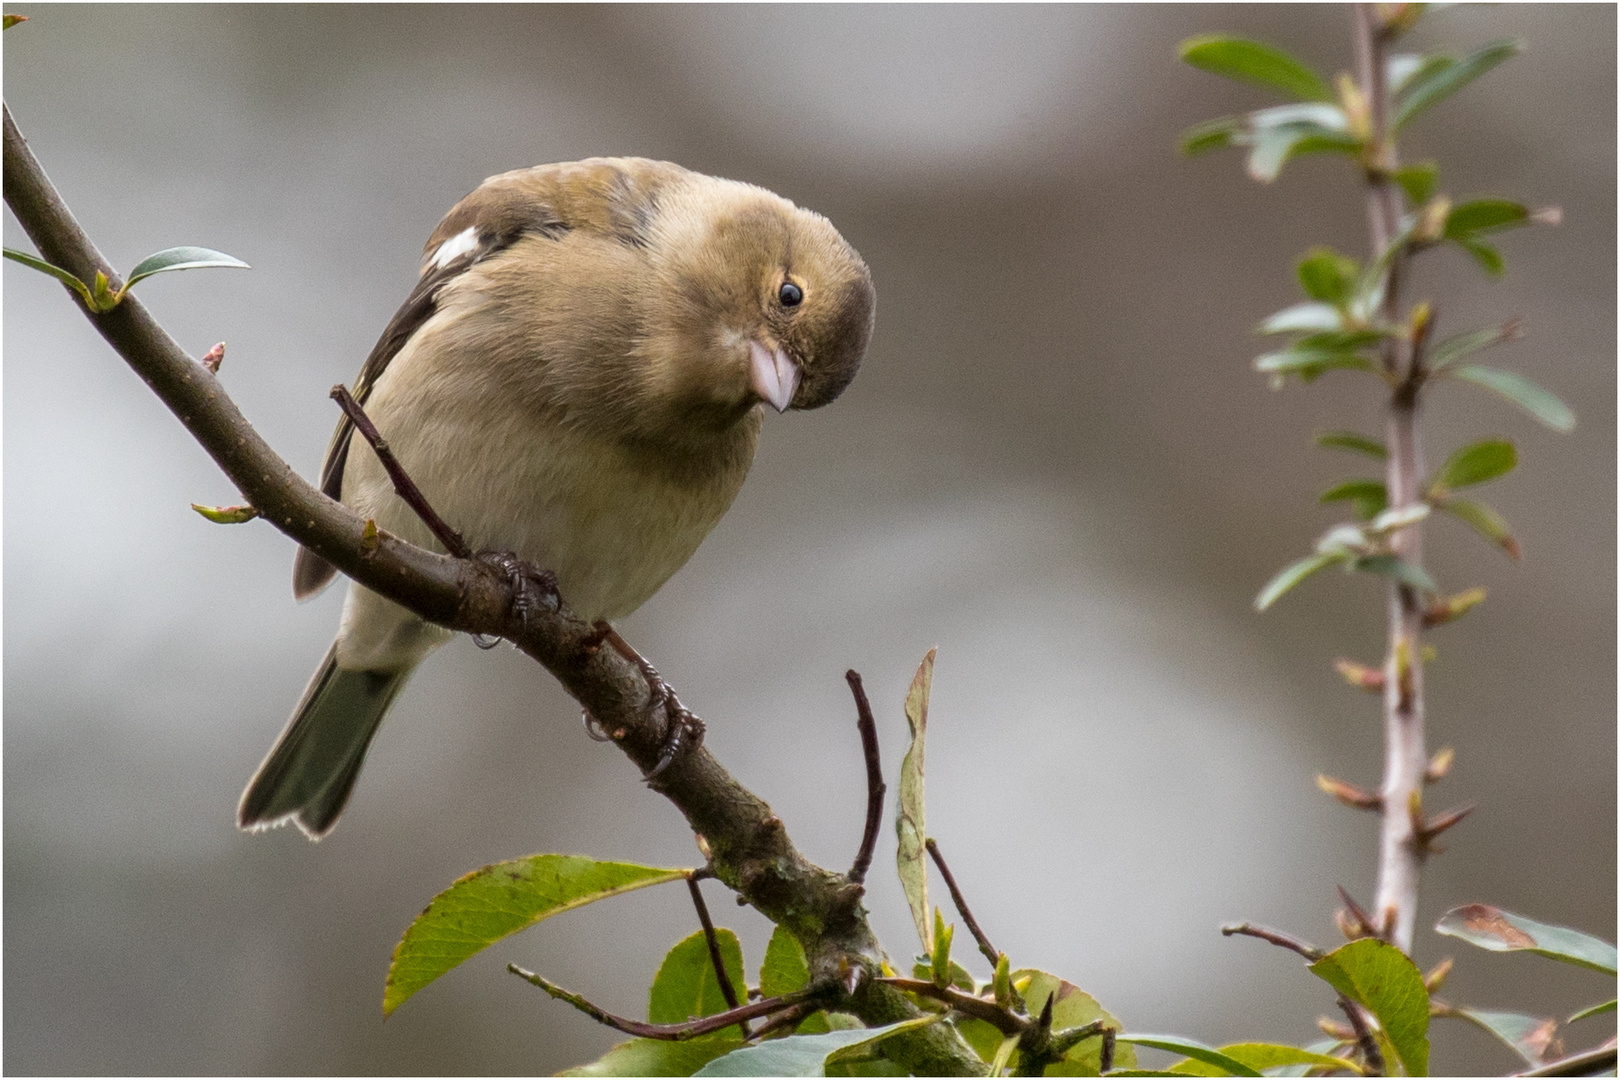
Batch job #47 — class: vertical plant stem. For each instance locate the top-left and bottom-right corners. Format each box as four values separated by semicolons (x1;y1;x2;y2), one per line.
1354;2;1427;953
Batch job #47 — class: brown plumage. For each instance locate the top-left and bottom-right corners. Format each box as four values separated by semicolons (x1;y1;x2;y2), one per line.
241;158;874;838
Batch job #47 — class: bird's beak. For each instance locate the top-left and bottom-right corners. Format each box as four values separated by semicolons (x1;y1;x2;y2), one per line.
748;340;800;413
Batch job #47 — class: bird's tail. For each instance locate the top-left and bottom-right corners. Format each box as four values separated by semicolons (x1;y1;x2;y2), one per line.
237;642;409;839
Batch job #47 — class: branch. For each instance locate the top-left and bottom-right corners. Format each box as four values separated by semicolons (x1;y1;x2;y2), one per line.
1518;1046;1620;1078
686;874;748;1036
1337;993;1385;1077
331;383;469;557
875;977;1025;1036
845;670;885;885
1220;922;1324;962
926;838;1001;968
2;101;988;1077
507;964;815;1041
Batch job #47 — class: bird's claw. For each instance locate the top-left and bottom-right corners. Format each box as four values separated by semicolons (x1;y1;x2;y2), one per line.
637;662;704;781
474;550;560;632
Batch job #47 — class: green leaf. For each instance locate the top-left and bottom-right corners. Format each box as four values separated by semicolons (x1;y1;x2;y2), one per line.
1308;939;1431;1077
911;956;975;994
1181;116;1242;156
191;502;259;524
1441;1008;1559;1067
760;925;811;998
1316;431;1388;459
1118;1035;1260;1077
1394;40;1522;130
384;855;688;1016
2;14;27;29
1388;54;1450;97
1011;970;1135;1075
1453;236;1505;277
1245;122;1359;183
1167;1042;1363;1077
1395;161;1440;207
1430;440;1516;492
120;245;249;297
1179;36;1334;102
955;1016;1006;1063
1255;552;1346;611
4;247;94;306
1253;348;1376;382
692;1018;938;1077
1447;366;1575;432
1259;302;1344;335
649;929;747;1035
1436;905;1617;974
1569;1000;1616;1024
1427;324;1515;373
1319;480;1387;521
1436;498;1520;559
1296;247;1361;305
561;1038;746;1077
1444;199;1529;239
896;648;934;954
1353;554;1438;595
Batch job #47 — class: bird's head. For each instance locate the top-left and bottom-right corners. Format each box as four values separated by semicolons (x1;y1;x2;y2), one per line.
639;179;874;437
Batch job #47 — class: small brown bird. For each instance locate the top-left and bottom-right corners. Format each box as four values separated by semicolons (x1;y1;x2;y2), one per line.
238;158;874;838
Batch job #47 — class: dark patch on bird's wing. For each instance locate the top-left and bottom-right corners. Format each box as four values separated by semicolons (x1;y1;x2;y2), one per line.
292;227;524;598
605;167;659;248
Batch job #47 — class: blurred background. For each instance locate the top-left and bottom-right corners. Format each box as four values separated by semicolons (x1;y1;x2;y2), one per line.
4;4;1613;1074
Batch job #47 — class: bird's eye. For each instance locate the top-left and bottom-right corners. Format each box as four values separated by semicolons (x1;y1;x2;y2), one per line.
778;281;803;307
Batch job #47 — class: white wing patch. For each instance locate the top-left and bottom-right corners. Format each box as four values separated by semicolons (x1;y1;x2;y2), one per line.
429;225;480;269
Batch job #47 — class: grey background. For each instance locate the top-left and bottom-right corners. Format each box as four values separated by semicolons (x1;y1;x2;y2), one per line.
4;4;1613;1075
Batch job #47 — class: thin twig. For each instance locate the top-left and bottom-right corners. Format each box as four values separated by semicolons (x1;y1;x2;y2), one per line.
330;384;470;558
845;670;885;885
1518;1045;1620;1077
926;838;1001;968
1220;922;1324;962
686;873;748;1036
508;964;815;1041
1337;885;1382;940
1338;994;1385;1076
748;1000;819;1041
876;977;1025;1036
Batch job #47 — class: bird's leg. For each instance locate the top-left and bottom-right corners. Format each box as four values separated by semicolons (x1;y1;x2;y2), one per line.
600;626;705;779
473;550;560;627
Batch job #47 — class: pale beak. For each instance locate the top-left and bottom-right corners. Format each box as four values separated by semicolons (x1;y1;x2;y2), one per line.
748;340;800;413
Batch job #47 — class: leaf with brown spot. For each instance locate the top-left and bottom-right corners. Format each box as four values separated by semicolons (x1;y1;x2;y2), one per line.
1437;905;1617;974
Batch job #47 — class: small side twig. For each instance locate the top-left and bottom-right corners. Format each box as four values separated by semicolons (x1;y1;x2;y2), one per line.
1338;994;1385;1076
875;977;1024;1035
1337;885;1383;940
748;1000;818;1041
686;873;748;1036
200;341;224;373
926;838;1001;968
330;384;469;558
845;670;885;885
1220;922;1324;962
507;964;815;1041
1518;1045;1620;1078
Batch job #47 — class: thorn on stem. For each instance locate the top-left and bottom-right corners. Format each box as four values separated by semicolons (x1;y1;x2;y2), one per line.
1423;956;1453;993
1424;746;1454;783
201;341;225;373
1335;886;1380;941
1334;658;1386;692
1317;774;1383;811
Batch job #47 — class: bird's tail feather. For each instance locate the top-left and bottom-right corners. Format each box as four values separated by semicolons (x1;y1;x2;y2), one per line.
237;643;408;839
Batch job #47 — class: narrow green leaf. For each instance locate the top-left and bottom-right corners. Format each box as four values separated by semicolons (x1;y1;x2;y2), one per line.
561;1038;745;1077
1181;116;1242;156
1431;440;1516;491
1259;302;1343;335
1353;554;1438;595
760;925;811;999
1308;939;1431;1077
121;245;250;295
1316;431;1388;459
1427;324;1515;373
648;929;747;1035
910;956;975;994
1447;366;1576;432
1245;122;1359;183
2;14;27;29
1319;480;1387;521
1453;236;1505;277
692;1018;937;1077
1436;498;1520;559
1436;904;1617;974
1568;1000;1616;1024
1253;348;1376;381
1179;36;1334;102
1444;199;1530;238
896;648;934;954
1442;1008;1559;1067
1394;39;1522;130
1167;1042;1363;1077
1118;1035;1261;1077
1395;161;1440;207
1388;54;1450;97
1296;247;1361;305
3;247;94;306
1012;971;1135;1075
1256;552;1345;611
384;855;688;1016
191;502;259;524
1369;503;1430;534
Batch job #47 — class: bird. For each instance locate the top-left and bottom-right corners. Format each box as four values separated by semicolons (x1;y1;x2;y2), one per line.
237;157;875;839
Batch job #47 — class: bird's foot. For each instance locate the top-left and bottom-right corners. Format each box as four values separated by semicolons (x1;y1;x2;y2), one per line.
474;551;560;635
618;644;703;780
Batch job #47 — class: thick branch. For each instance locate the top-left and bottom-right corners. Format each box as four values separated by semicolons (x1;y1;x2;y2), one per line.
2;101;987;1076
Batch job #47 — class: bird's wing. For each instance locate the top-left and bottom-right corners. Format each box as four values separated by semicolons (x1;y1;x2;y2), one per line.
292;158;688;598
